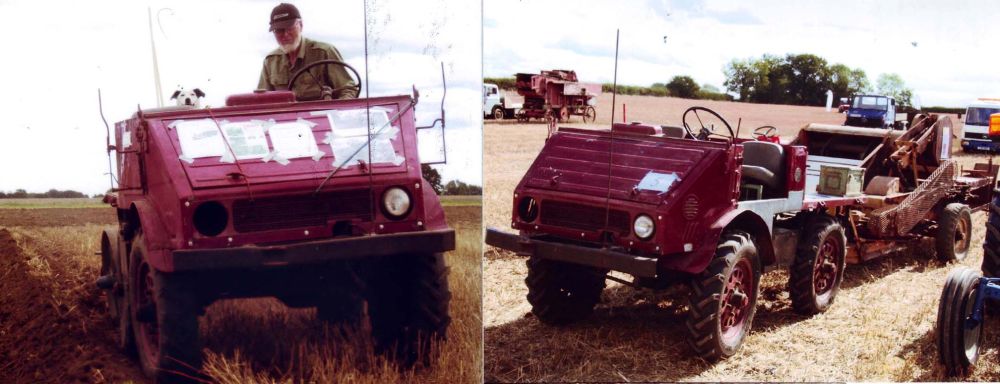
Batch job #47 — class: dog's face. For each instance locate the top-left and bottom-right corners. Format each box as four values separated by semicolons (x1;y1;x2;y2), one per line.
170;88;205;108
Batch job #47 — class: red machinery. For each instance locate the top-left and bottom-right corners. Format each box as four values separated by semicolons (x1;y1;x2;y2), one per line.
515;69;601;123
486;106;995;362
96;62;453;382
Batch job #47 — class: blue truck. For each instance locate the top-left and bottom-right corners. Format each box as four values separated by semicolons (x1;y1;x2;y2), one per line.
844;94;901;129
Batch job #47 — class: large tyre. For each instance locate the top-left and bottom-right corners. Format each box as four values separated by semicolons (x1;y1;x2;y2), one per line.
686;231;760;361
316;267;365;327
983;191;1000;277
936;267;983;376
583;106;596;123
790;216;847;315
100;231;135;354
129;232;204;383
367;253;451;367
492;106;504;120
525;256;607;326
936;203;973;262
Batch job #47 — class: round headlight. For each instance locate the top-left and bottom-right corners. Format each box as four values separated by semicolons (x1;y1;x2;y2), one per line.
193;201;228;236
633;214;655;240
517;196;538;222
382;187;411;219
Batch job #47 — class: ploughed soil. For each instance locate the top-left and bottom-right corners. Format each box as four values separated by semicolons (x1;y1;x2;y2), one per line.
0;213;147;383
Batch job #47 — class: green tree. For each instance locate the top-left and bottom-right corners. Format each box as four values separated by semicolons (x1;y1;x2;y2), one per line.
666;76;700;98
784;54;831;106
443;180;482;195
421;164;444;195
876;73;913;107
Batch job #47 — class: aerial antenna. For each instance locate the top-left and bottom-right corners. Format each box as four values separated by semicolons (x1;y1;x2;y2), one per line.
148;7;164;107
603;29;620;241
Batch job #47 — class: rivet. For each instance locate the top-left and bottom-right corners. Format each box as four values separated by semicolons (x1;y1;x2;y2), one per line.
184;201;190;207
581;232;585;237
415;183;420;189
227;237;233;242
417;221;423;226
304;230;310;236
655;246;661;251
658;215;662;220
187;240;193;246
514;193;518;198
379;224;384;230
534;225;539;230
629;241;634;246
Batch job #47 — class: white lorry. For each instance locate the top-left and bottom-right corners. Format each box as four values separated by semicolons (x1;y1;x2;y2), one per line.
483;83;520;120
961;98;1000;152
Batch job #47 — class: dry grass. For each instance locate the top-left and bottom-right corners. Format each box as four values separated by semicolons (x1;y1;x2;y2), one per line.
1;204;482;384
484;94;1000;382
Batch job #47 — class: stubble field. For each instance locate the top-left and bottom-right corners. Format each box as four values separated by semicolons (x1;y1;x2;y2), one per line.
484;93;1000;382
0;197;482;384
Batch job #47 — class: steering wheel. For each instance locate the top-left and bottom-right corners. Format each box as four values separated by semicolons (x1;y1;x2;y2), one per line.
753;125;778;140
288;59;362;99
681;106;734;140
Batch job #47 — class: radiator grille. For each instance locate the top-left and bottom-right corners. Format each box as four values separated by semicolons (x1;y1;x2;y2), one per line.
232;189;372;233
540;200;630;234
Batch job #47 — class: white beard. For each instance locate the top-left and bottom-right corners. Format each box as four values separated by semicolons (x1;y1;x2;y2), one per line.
279;36;301;54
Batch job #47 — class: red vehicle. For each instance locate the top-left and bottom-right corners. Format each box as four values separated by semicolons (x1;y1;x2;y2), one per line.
515;69;600;123
97;62;453;382
486;106;994;361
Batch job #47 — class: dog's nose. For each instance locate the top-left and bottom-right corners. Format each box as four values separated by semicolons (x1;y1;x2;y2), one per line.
185;98;192;105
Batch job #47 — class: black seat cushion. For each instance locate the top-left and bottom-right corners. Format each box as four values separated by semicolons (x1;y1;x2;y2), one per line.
741;141;785;189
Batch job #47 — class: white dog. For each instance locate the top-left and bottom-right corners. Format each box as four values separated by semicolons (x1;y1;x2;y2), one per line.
171;88;206;108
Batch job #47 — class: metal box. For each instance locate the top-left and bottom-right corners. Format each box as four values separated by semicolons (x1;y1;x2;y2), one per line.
817;165;864;196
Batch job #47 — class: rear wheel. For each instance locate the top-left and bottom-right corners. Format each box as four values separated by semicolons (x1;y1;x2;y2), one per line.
129;232;203;383
936;203;972;262
525;256;607;326
583;106;597;123
686;231;760;361
982;192;1000;277
937;267;983;376
367;253;451;367
100;231;135;354
790;216;847;315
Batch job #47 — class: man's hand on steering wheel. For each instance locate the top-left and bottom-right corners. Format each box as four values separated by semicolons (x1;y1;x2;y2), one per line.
288;59;362;99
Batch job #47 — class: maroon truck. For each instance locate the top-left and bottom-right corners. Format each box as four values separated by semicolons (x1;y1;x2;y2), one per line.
97;63;453;382
487;106;994;361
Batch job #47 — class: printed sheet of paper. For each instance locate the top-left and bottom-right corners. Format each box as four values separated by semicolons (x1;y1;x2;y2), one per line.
175;119;226;159
322;108;403;167
268;121;319;159
220;121;269;160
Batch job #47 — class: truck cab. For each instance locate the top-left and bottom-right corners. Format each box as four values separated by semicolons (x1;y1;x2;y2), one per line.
845;95;898;129
960;98;1000;152
483;83;503;119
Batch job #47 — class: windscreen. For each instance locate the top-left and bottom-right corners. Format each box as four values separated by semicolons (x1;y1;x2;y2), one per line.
965;107;1000;126
852;96;888;110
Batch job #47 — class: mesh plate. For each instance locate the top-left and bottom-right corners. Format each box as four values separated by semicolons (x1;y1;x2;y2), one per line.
867;160;956;237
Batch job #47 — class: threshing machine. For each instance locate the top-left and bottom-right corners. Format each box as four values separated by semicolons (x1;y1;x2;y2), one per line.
514;69;600;123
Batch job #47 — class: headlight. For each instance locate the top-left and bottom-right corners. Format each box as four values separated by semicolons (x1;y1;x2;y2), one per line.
193;201;228;236
517;196;538;222
633;214;655;240
381;187;411;219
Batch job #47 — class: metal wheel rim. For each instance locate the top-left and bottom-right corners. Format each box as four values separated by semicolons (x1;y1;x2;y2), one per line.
814;235;840;298
955;215;971;255
720;257;753;343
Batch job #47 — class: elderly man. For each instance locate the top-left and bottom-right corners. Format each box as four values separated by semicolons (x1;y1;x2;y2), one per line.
257;3;358;100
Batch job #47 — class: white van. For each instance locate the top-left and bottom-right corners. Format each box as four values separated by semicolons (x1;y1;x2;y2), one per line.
961;98;1000;152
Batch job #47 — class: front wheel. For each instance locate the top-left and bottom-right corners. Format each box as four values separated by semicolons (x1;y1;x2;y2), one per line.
790;216;847;315
492;106;504;120
937;267;983;376
982;193;1000;277
367;253;451;367
525;257;607;325
129;232;204;383
937;203;972;262
686;231;760;361
583;106;597;123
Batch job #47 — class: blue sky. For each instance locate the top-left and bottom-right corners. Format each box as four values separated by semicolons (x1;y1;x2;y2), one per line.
484;0;999;108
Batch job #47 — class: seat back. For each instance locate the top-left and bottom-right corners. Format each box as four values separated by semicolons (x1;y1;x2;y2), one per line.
660;125;686;138
741;141;786;190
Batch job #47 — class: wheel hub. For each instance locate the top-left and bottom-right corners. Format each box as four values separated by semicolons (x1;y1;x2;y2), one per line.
814;237;839;295
720;259;753;336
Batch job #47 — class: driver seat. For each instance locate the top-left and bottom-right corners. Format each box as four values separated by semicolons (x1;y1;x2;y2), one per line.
741;141;785;191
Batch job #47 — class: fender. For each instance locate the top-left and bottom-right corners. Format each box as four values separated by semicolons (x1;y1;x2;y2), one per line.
420;178;448;230
129;201;175;272
708;208;776;266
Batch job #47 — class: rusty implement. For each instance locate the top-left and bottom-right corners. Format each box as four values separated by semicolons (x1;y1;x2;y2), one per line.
867;160;957;237
889;114;953;169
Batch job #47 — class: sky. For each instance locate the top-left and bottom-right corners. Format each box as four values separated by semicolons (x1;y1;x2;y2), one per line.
484;0;1000;109
0;0;481;195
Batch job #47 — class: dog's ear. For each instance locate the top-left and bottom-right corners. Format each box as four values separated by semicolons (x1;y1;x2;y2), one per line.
193;88;205;98
170;90;181;99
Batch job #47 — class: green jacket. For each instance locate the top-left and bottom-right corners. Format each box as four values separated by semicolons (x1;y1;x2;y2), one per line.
257;37;358;101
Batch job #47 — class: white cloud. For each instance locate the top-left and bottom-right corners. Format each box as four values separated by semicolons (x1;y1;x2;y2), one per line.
0;0;481;195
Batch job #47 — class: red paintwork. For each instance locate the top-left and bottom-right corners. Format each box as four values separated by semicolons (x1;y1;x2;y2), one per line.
226;91;296;106
511;126;809;275
515;70;600;119
114;94;446;272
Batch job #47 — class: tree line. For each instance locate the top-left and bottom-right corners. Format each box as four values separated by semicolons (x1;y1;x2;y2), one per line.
421;165;482;195
0;189;90;199
724;53;914;107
